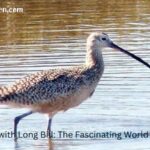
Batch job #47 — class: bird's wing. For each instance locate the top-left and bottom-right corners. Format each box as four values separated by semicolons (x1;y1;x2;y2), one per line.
1;66;87;105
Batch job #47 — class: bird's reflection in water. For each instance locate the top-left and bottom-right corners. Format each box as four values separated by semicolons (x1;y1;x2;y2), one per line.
48;139;54;150
13;138;87;150
14;138;54;150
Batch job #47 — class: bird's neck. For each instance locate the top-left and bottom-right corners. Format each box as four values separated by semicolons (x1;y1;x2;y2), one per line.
85;45;104;71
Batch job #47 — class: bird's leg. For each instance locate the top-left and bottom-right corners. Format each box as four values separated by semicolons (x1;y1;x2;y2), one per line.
14;111;33;141
47;118;52;138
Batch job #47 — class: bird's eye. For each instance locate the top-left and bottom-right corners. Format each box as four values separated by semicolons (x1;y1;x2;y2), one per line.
102;37;106;41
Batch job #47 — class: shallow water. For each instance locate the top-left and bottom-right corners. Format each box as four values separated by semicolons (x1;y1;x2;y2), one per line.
0;0;150;149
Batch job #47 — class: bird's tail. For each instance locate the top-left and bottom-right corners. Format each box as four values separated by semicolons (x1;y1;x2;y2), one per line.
0;86;11;104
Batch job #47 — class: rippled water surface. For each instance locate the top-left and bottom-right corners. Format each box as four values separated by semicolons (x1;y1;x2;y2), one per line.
0;0;150;150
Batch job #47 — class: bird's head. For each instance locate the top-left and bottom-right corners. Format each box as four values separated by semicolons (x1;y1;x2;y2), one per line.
87;32;150;68
87;32;112;49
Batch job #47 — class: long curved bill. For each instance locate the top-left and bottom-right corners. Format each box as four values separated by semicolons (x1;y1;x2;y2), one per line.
110;42;150;69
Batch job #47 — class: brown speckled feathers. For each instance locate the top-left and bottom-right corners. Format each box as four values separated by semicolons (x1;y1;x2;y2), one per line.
0;65;101;107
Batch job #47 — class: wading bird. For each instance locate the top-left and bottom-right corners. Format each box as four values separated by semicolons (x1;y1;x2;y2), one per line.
0;32;149;140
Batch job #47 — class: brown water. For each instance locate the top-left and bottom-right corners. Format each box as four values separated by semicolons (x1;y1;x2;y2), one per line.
0;0;150;149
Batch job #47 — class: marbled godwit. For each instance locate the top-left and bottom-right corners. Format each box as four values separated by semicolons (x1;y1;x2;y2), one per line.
0;32;149;140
